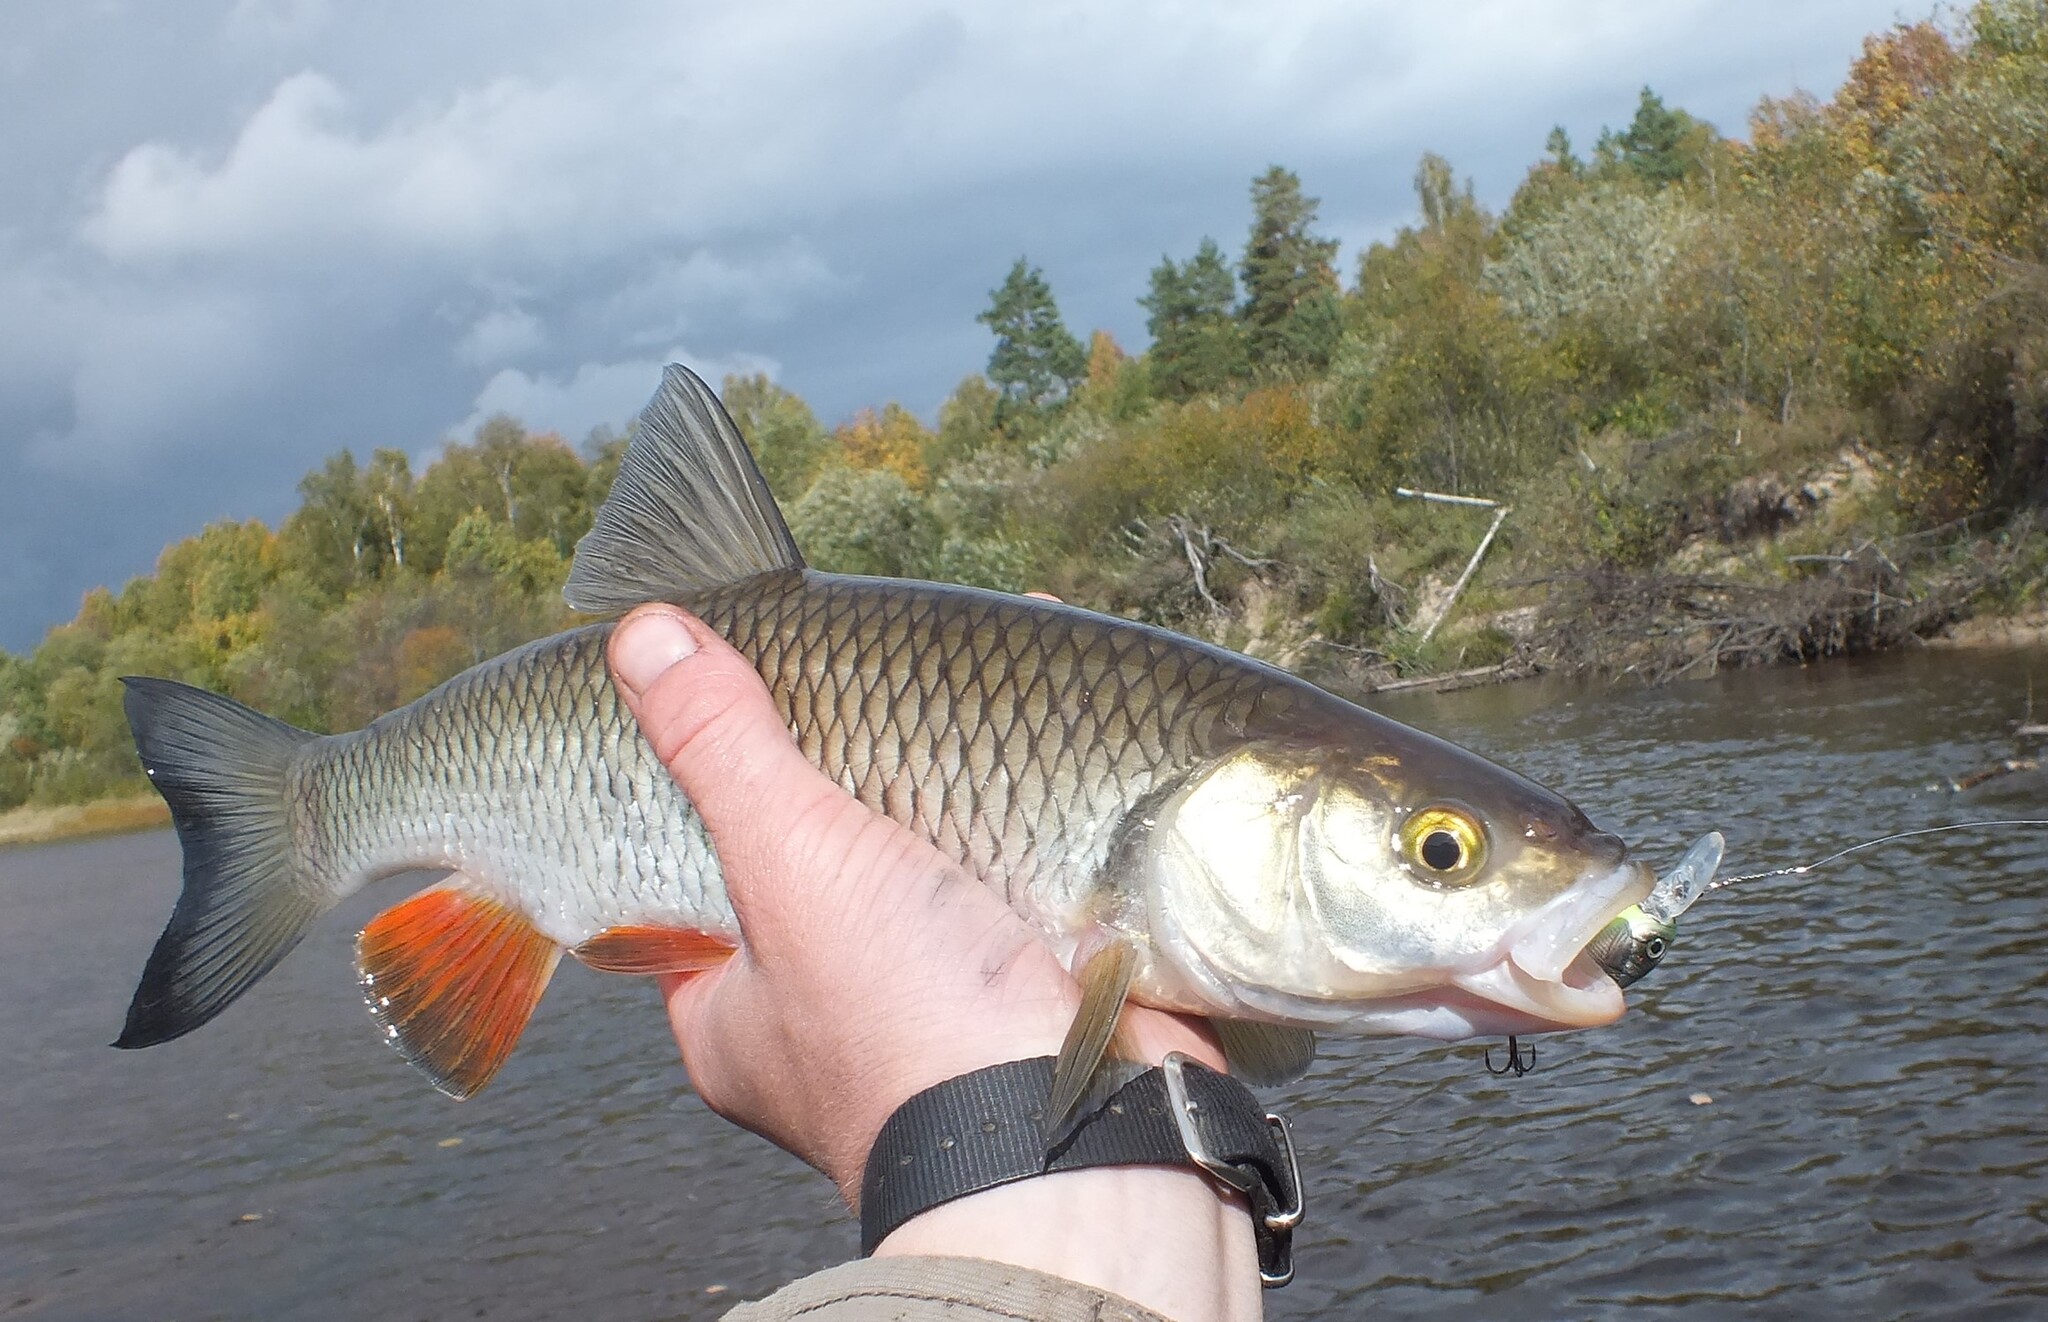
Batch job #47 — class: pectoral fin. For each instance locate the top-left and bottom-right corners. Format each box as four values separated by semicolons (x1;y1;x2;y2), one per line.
1210;1019;1317;1086
1044;940;1139;1146
356;879;561;1100
572;925;736;975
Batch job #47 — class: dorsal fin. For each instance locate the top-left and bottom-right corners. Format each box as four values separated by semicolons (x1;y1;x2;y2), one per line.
565;363;804;614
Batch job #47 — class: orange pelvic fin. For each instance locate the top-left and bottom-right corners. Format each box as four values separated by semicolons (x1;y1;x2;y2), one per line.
356;879;561;1100
572;925;736;975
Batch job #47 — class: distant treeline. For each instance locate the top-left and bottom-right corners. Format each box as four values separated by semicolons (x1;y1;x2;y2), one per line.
4;3;2046;811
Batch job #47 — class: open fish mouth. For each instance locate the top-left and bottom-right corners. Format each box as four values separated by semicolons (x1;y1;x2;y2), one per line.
1451;860;1655;1032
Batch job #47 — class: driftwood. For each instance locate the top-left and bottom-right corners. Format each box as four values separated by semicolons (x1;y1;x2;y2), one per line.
1144;514;1276;616
1395;488;1510;643
1950;759;2039;792
1368;662;1517;694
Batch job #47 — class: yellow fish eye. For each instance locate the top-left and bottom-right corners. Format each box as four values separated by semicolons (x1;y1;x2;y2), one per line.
1398;805;1489;886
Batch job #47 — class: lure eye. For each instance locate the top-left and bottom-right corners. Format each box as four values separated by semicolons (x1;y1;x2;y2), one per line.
1399;805;1488;886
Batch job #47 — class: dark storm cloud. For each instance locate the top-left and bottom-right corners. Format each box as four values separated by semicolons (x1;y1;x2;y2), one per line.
0;0;1915;651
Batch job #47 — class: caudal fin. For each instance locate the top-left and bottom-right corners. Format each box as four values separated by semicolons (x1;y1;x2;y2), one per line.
115;677;325;1049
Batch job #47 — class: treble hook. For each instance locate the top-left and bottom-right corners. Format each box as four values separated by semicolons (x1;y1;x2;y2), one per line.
1484;1035;1536;1077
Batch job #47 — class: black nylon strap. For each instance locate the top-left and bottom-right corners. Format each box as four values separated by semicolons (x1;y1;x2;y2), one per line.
858;1056;1301;1285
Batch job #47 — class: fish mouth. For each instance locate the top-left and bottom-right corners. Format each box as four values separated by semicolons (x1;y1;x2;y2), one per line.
1451;859;1654;1033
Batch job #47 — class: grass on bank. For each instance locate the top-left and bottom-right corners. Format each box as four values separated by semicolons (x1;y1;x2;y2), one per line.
0;794;168;850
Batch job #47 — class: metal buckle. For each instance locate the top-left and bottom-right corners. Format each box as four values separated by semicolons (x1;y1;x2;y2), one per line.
1162;1052;1303;1288
1261;1110;1304;1231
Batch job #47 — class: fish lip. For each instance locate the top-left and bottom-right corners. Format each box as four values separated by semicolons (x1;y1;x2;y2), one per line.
1506;859;1655;982
1452;949;1628;1032
1449;860;1653;1029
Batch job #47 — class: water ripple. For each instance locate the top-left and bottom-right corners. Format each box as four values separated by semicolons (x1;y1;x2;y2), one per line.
3;646;2046;1317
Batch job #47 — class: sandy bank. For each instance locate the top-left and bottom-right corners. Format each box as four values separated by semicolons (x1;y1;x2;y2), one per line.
1930;610;2048;649
0;796;169;850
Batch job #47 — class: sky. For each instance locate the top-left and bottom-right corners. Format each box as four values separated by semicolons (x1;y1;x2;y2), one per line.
0;0;1923;653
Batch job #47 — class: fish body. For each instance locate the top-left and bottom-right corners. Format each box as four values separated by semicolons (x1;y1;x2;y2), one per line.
118;365;1655;1103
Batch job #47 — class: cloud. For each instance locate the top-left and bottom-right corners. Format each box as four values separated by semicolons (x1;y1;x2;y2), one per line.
84;70;616;263
454;347;780;444
455;306;545;366
0;0;1921;649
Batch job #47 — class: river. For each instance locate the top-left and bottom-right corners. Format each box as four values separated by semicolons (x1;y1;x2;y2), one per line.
3;645;2044;1319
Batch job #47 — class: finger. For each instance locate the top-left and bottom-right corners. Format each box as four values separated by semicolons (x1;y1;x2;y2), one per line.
655;968;719;1061
608;604;879;918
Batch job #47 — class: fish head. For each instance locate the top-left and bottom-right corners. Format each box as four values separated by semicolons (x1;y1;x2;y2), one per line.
1139;733;1654;1040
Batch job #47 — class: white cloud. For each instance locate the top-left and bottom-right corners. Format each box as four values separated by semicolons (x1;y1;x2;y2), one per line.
453;347;780;444
603;243;842;349
1;0;1922;648
84;70;611;262
75;4;1667;270
455;306;545;366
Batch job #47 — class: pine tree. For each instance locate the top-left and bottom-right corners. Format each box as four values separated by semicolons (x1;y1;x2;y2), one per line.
977;259;1087;411
1140;238;1248;398
1238;167;1342;375
1597;87;1713;189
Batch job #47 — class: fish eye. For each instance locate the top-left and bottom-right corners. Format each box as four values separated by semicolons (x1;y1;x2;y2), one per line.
1645;935;1667;961
1398;805;1488;887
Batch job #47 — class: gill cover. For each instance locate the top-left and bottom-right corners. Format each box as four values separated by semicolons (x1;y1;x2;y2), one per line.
1143;746;1510;1006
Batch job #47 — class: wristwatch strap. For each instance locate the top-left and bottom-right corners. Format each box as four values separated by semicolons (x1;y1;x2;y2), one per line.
858;1053;1303;1287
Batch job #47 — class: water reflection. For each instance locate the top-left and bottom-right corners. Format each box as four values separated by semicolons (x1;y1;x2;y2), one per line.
3;645;2044;1318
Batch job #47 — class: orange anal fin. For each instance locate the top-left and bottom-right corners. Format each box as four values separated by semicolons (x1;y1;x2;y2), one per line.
572;925;736;976
356;880;561;1100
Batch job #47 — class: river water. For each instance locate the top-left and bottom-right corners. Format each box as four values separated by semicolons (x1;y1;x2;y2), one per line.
3;645;2045;1320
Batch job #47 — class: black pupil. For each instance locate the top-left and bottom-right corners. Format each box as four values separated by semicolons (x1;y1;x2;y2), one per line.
1646;937;1666;959
1420;830;1463;871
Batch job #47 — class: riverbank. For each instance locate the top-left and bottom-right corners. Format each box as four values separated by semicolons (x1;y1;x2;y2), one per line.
0;795;168;850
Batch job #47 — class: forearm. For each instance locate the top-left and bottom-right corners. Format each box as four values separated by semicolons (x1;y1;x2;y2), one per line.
873;1166;1263;1322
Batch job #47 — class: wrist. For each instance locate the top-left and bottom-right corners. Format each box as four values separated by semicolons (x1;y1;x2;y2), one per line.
875;1166;1262;1322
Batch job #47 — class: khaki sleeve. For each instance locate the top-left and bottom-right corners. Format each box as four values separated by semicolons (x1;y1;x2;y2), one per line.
723;1256;1178;1322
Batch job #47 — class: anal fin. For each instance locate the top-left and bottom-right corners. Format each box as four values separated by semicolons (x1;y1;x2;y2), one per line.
1211;1019;1317;1086
573;925;736;975
356;879;561;1100
1044;940;1139;1147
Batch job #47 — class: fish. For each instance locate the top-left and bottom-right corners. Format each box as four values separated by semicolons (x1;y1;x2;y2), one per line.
115;363;1656;1127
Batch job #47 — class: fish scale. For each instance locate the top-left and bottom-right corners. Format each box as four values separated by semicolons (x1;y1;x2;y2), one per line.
693;567;1299;924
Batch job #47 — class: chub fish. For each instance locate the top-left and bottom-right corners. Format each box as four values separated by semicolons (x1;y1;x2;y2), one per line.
117;365;1657;1126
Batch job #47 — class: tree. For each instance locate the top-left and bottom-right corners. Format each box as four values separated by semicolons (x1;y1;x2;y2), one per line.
1597;87;1716;189
835;403;933;490
926;374;1002;472
1238;166;1343;374
1141;238;1249;398
279;450;375;597
722;373;831;503
364;449;415;571
978;259;1087;413
786;466;940;578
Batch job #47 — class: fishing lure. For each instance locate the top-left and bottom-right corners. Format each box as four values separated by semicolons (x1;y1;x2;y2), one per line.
1585;831;1723;988
1489;819;2048;1075
1589;818;2048;989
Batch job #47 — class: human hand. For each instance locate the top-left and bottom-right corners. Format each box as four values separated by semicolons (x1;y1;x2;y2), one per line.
605;603;1226;1201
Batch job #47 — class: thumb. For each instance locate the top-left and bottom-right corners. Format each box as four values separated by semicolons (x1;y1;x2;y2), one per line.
607;604;877;923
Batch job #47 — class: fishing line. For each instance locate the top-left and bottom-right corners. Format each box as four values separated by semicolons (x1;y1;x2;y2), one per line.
1711;818;2048;889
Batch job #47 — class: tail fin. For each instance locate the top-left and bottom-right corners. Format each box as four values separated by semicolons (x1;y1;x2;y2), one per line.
115;677;326;1049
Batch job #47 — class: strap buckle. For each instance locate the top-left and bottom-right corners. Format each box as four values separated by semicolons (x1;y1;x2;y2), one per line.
1162;1052;1304;1288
